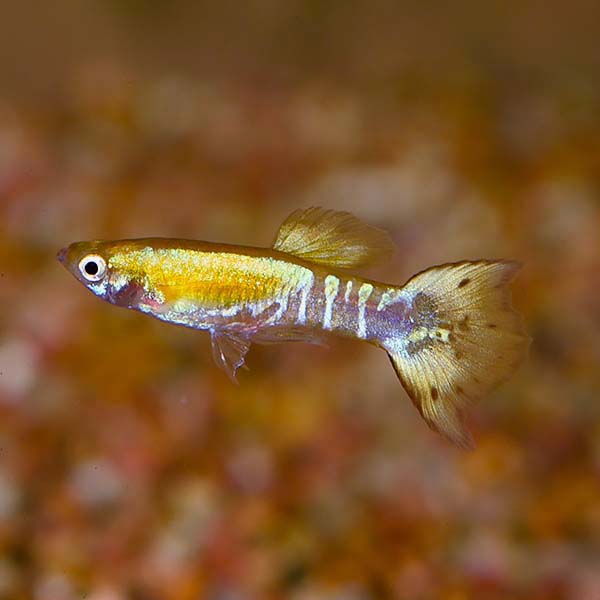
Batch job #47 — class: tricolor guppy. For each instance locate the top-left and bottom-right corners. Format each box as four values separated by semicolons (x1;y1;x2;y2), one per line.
58;207;528;448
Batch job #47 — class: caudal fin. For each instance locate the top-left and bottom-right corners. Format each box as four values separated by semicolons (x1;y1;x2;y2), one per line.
385;260;528;449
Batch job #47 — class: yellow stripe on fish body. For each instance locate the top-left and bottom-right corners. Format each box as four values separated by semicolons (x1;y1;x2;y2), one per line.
110;247;312;318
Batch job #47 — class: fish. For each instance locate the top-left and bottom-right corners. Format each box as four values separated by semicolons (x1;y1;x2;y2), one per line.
58;207;528;448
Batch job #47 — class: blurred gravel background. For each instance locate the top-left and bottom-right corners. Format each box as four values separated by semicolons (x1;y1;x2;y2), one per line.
1;2;600;599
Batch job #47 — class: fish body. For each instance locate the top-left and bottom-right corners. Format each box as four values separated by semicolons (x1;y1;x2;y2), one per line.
59;208;528;448
62;239;402;340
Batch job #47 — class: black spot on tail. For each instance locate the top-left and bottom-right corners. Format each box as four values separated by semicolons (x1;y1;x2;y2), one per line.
458;278;471;288
431;387;439;402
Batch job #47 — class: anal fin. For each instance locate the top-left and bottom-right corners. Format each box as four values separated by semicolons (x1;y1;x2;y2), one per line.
252;326;327;347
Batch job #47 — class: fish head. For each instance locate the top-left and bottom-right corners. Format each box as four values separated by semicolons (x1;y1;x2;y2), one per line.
57;240;148;308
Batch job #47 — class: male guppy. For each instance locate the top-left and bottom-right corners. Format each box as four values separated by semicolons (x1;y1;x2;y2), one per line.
58;207;527;448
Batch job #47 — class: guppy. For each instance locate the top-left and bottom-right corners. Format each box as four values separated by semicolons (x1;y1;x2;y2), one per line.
58;207;528;448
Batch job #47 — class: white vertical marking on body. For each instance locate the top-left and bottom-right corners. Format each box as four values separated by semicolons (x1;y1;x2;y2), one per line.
377;288;400;311
275;296;288;320
209;304;241;317
296;269;314;324
357;283;374;338
344;280;353;302
249;300;271;318
252;290;289;323
323;275;340;330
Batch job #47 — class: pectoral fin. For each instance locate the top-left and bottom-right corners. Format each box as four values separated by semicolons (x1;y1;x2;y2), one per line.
210;330;252;382
273;207;395;269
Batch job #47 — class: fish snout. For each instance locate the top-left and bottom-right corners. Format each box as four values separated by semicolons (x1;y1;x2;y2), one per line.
57;247;68;265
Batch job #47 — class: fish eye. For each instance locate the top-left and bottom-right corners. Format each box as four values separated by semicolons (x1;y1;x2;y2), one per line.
79;254;107;282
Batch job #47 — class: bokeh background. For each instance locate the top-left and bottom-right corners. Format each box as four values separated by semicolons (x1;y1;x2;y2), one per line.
1;2;600;599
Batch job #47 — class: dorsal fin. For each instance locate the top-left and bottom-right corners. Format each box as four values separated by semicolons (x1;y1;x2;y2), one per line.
272;207;395;269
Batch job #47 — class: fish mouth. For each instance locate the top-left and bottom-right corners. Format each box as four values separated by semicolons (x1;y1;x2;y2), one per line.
57;247;68;265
